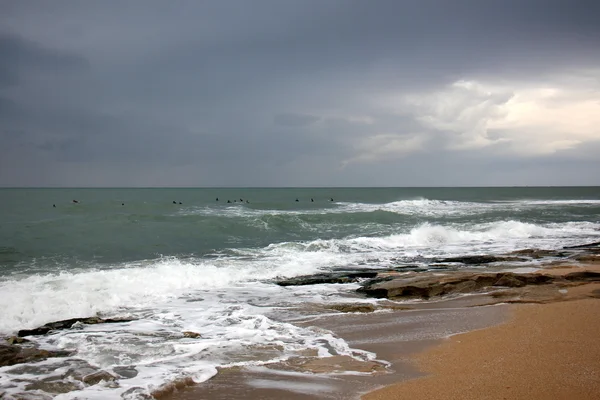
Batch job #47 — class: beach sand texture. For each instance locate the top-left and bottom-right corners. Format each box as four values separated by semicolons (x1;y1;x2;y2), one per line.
363;296;600;400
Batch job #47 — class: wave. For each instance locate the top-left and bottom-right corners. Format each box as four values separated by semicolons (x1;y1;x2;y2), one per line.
176;198;495;219
2;219;599;333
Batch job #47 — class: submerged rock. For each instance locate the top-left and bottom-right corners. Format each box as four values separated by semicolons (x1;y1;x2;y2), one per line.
276;271;378;286
0;343;71;367
24;379;81;394
82;370;117;385
113;366;139;379
563;241;600;249
17;316;134;337
5;336;30;345
510;249;567;259
434;255;527;264
326;304;376;313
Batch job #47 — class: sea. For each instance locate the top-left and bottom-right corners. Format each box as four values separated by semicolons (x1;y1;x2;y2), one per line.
1;187;599;399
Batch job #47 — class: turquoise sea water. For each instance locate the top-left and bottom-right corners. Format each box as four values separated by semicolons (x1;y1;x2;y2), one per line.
2;187;599;272
0;187;599;398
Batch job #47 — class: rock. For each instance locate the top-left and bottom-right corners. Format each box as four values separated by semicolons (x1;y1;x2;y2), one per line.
82;370;117;385
510;249;566;258
18;316;134;337
113;366;138;379
25;379;81;394
276;271;378;286
564;271;600;282
493;274;527;287
573;254;600;263
563;241;600;249
121;387;154;399
5;336;30;345
327;304;376;313
182;331;202;339
63;360;101;382
0;343;71;367
435;255;526;264
6;392;53;400
357;271;600;300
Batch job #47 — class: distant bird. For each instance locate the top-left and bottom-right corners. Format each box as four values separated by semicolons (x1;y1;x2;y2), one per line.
295;198;299;202
72;200;79;204
227;200;231;203
179;202;182;205
311;198;314;202
122;203;125;206
173;201;177;204
240;198;243;202
330;198;334;202
53;204;56;208
216;198;219;201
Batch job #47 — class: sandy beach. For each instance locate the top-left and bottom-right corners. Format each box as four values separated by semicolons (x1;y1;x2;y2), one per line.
363;283;600;400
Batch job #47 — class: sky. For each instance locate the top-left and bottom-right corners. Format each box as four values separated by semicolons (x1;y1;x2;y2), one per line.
1;0;599;187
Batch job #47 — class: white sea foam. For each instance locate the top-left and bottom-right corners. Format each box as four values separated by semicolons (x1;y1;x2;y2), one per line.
177;196;600;220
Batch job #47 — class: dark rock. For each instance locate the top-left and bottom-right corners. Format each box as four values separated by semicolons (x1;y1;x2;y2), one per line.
493;274;527;287
435;255;526;264
563;241;600;249
0;343;71;367
82;370;117;385
63;360;101;381
182;331;202;339
7;392;53;400
327;304;376;313
5;336;30;345
18;316;134;337
113;366;138;379
564;271;600;282
572;254;600;263
121;387;154;399
510;249;566;258
25;379;81;394
276;271;378;286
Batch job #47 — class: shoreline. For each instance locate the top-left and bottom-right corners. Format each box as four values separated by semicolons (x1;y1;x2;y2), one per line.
161;263;600;400
362;274;600;400
3;257;599;399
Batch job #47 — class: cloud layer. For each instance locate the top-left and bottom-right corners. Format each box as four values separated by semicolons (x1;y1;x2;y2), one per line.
1;0;599;186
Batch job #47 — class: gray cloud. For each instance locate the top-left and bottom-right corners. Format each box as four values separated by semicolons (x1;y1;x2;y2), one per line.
0;0;599;186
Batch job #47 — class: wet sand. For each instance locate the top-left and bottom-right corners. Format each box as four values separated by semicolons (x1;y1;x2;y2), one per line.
363;290;600;400
160;304;509;399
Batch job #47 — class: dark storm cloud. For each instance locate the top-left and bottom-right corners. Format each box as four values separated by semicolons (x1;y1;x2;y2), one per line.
274;113;320;127
0;32;88;87
0;0;599;186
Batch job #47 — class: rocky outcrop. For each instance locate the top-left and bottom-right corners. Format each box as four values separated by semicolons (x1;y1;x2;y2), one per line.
276;271;378;286
17;316;134;337
357;271;600;300
81;370;117;385
326;304;376;313
434;255;526;264
510;249;567;258
563;241;600;249
0;343;71;367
